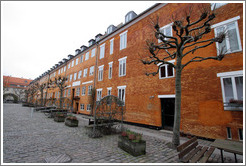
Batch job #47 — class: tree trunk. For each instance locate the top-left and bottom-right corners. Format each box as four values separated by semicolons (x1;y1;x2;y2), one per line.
172;56;182;148
41;90;44;106
59;89;63;108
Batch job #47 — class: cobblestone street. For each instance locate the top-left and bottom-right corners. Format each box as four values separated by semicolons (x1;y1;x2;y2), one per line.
2;104;243;164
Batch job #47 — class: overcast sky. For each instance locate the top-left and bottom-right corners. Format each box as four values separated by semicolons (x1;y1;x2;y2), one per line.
1;1;156;80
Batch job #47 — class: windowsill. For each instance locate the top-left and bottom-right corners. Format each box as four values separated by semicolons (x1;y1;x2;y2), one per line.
159;76;175;79
224;107;243;111
119;75;126;77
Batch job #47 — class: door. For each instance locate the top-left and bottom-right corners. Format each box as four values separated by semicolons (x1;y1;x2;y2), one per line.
161;98;175;130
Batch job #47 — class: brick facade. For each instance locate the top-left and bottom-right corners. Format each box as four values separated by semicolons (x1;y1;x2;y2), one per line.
29;3;243;141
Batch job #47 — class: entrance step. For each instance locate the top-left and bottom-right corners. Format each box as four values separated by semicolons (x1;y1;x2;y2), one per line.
44;154;72;163
160;129;173;135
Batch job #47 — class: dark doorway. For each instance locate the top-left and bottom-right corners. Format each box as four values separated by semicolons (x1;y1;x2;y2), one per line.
76;102;79;112
161;98;175;130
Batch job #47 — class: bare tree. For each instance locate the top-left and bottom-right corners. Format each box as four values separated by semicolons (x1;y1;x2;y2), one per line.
36;83;47;106
141;5;226;148
50;76;67;108
89;87;96;115
13;88;25;102
29;83;39;105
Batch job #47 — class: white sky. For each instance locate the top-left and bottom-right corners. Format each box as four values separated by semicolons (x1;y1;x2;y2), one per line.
1;1;156;80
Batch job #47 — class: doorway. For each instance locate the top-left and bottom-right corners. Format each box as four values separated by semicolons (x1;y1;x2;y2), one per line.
160;98;175;130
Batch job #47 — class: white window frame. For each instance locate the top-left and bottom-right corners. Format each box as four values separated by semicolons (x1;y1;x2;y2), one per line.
71;60;74;67
83;68;88;77
87;104;91;112
118;57;127;77
58;69;60;74
88;85;93;95
107;87;112;96
91;48;96;57
158;23;173;43
61;68;63;74
217;70;243;111
98;65;104;81
76;58;79;65
76;87;80;96
80;104;84;110
100;43;105;59
97;88;102;101
120;30;128;50
68;63;70;69
81;86;86;96
110;38;114;55
226;127;232;140
212;16;242;55
85;52;90;61
158;60;175;79
80;55;84;63
78;70;82;79
211;3;227;10
70;74;73;82
108;62;113;79
89;66;94;76
117;85;126;104
64;66;66;72
74;72;77;80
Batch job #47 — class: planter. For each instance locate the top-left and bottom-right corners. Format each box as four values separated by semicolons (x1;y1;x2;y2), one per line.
118;135;146;156
54;116;65;122
65;118;78;127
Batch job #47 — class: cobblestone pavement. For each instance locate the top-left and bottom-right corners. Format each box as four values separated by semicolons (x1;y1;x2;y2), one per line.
3;104;243;164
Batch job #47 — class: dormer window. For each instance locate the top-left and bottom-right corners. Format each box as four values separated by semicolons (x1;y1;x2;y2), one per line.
125;11;137;23
107;25;116;34
75;49;81;55
95;34;102;42
89;39;95;46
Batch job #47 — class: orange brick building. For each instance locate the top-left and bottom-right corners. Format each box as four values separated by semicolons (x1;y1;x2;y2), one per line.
29;3;243;141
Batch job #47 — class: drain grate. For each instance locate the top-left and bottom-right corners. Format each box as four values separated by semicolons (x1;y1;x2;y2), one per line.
44;154;72;163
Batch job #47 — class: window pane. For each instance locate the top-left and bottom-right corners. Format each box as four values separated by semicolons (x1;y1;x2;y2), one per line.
122;89;125;102
160;66;166;78
223;78;234;102
235;76;243;100
227;23;239;52
216;26;227;54
239;128;243;140
227;127;232;139
167;64;174;77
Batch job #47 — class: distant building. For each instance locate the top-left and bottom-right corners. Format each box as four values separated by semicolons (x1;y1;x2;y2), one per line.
3;76;32;102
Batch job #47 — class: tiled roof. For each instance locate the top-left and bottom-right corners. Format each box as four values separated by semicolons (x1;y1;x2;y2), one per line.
3;76;33;87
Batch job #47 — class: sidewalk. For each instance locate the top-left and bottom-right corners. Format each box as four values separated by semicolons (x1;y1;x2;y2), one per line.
3;104;243;163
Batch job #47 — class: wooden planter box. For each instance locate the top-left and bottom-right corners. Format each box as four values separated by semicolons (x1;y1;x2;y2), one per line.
65;118;78;127
54;116;65;122
118;136;146;156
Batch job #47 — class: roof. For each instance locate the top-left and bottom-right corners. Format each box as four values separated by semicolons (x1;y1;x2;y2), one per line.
3;76;33;87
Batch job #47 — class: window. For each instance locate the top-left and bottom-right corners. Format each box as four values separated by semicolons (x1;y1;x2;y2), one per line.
119;57;127;77
98;65;104;81
66;76;69;82
87;104;91;112
83;68;88;77
159;60;175;79
211;3;227;10
89;66;94;76
61;68;63;73
68;63;70;69
71;60;74;67
76;58;79;65
217;70;243;111
88;85;93;95
78;70;82;79
91;48;96;57
159;23;172;42
74;73;77;80
76;87;80;96
120;31;127;50
80;55;84;63
212;16;241;55
85;52;90;61
110;38;114;55
100;44;105;59
82;86;86;96
80;104;84;110
64;89;67;97
227;127;232;139
238;128;243;141
97;89;102;101
107;87;112;95
58;69;60;74
70;74;72;82
64;66;66;72
108;62;113;79
68;89;71;96
118;86;126;104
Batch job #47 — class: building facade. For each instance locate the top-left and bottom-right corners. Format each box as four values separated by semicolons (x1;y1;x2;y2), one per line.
3;76;33;102
29;3;243;141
